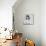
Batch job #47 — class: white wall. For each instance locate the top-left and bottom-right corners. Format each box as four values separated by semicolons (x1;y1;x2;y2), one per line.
0;0;46;46
0;0;16;30
13;0;41;46
41;0;46;46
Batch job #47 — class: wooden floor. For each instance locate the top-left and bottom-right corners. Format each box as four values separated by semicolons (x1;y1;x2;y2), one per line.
0;39;16;46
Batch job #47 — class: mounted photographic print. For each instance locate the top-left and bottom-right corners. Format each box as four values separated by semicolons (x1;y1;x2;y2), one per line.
24;14;34;25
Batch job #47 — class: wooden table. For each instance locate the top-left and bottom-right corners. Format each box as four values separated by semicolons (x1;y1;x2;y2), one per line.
13;33;23;46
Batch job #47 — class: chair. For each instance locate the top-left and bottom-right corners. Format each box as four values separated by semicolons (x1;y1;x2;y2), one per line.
25;40;35;46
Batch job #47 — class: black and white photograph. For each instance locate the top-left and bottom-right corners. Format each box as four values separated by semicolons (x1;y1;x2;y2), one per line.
24;14;34;25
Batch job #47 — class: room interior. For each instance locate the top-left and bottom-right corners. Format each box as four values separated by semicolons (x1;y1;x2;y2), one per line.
0;0;46;46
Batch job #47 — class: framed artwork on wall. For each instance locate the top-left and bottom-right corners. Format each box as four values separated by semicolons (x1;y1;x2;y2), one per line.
24;14;34;25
